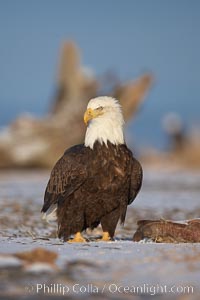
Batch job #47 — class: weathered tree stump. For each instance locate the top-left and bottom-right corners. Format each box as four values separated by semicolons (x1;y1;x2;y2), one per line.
0;41;152;168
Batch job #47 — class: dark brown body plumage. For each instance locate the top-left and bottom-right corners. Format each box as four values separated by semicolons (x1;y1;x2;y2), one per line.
41;141;142;240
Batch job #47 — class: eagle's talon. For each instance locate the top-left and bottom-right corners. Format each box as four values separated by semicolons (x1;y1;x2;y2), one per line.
98;232;112;242
67;232;86;243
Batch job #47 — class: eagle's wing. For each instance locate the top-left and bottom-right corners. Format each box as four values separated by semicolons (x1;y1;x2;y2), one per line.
41;145;88;221
128;157;143;205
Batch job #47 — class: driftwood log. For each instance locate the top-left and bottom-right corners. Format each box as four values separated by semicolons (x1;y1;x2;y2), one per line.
0;41;153;168
133;219;200;243
14;248;58;265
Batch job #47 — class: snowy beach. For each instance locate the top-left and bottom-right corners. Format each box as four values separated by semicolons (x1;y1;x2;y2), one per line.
0;169;200;299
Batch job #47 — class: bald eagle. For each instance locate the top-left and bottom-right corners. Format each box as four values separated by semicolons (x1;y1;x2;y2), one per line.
41;96;142;242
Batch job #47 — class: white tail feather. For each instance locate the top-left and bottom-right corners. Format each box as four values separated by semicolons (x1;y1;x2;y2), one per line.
41;205;57;223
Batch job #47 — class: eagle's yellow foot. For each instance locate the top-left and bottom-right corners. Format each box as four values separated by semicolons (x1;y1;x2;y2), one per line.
99;232;112;241
68;232;86;243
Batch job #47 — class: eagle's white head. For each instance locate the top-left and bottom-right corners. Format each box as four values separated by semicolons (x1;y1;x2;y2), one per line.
84;96;125;149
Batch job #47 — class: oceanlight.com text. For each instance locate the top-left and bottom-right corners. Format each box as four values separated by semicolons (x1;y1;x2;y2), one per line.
25;283;194;296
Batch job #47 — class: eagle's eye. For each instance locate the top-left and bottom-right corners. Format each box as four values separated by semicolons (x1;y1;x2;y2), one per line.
97;106;103;111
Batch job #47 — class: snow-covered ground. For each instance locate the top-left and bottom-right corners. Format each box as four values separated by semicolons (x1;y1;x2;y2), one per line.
0;169;200;299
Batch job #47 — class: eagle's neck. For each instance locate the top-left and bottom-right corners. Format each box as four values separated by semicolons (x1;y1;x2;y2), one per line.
84;116;125;149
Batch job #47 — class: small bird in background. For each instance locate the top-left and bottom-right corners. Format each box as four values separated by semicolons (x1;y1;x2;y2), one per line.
41;96;143;242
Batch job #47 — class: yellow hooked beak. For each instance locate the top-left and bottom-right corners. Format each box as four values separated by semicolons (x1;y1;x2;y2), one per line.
84;108;103;125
